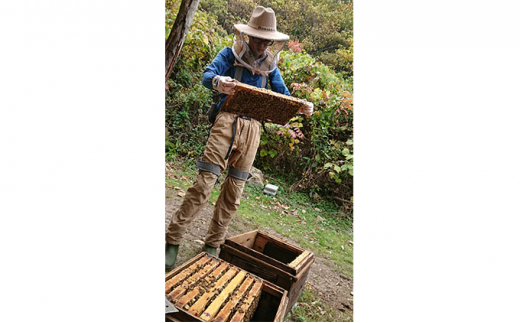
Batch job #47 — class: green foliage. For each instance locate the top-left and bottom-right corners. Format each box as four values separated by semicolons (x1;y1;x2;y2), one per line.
200;0;257;34
256;49;353;205
200;0;354;77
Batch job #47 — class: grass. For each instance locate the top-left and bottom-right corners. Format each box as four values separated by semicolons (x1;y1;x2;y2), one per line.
286;284;353;322
165;158;353;321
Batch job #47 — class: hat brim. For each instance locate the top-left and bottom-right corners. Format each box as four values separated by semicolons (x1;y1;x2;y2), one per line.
234;24;289;41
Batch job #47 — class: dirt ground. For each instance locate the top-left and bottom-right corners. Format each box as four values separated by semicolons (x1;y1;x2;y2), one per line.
165;187;353;320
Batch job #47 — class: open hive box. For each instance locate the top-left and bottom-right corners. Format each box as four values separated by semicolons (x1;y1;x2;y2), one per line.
220;81;305;125
165;252;288;322
219;230;314;316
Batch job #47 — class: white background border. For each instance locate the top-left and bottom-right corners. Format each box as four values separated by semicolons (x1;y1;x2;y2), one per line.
1;0;519;322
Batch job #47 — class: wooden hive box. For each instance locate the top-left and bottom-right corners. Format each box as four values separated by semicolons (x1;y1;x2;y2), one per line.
219;230;314;317
220;81;305;125
165;252;288;322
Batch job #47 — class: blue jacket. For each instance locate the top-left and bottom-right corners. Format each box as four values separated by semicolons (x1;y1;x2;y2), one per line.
202;47;290;109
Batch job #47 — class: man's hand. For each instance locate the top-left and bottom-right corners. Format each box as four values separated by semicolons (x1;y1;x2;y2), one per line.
299;100;314;116
213;76;236;95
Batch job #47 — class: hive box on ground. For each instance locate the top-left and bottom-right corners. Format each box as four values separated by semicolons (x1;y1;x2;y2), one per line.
219;230;314;316
165;252;288;322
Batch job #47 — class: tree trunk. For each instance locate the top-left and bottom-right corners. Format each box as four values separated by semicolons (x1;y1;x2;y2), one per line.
165;0;200;83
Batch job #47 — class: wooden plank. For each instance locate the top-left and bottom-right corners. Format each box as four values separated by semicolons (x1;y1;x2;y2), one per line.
203;262;229;283
176;287;204;310
285;259;313;317
288;250;312;268
252;234;269;253
165;255;211;294
229;280;263;322
226;230;258;249
165;253;205;281
263;242;299;265
293;252;314;274
213;276;255;322
187;267;238;317
257;231;304;254
224;240;297;275
201;270;247;321
168;259;219;302
274;290;289;322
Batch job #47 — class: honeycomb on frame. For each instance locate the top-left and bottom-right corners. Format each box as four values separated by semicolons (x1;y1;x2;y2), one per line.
165;254;263;322
220;81;305;125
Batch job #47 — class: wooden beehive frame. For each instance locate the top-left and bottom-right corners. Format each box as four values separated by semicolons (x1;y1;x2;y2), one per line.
165;254;264;322
220;81;305;125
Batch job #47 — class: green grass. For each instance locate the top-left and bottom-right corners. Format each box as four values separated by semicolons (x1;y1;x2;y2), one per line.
286;285;353;322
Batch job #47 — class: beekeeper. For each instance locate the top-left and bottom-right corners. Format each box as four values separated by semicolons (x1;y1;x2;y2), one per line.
166;5;314;271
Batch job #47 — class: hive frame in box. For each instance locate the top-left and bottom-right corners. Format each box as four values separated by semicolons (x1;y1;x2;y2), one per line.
165;252;288;322
219;230;314;317
220;81;305;125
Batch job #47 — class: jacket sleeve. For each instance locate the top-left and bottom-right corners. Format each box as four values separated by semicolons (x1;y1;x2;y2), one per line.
202;47;235;90
269;68;291;96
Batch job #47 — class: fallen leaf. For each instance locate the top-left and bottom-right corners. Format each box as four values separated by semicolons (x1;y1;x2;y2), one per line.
292;209;298;216
178;191;186;197
302;209;306;213
174;186;181;190
317;215;325;222
314;207;322;212
281;204;290;210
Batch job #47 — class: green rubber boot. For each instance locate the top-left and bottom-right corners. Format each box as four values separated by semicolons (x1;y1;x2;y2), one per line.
165;243;179;272
202;244;218;257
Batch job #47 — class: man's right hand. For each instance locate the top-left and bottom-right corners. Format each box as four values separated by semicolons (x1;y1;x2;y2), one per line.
214;76;236;95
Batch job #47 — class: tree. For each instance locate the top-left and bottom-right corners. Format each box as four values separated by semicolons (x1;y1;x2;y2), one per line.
165;0;201;82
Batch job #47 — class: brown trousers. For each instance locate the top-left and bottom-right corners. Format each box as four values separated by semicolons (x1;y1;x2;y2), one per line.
166;112;261;248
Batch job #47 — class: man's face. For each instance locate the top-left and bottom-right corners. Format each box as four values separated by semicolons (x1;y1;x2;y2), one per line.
248;36;274;58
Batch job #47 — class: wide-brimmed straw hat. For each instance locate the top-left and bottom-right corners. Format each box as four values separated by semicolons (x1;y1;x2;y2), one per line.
234;6;289;41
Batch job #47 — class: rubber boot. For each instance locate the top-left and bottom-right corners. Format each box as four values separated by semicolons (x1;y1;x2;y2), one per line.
202;244;218;257
165;243;179;272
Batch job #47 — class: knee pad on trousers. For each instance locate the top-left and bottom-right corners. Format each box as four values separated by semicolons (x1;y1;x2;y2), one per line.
196;159;221;177
228;167;252;181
